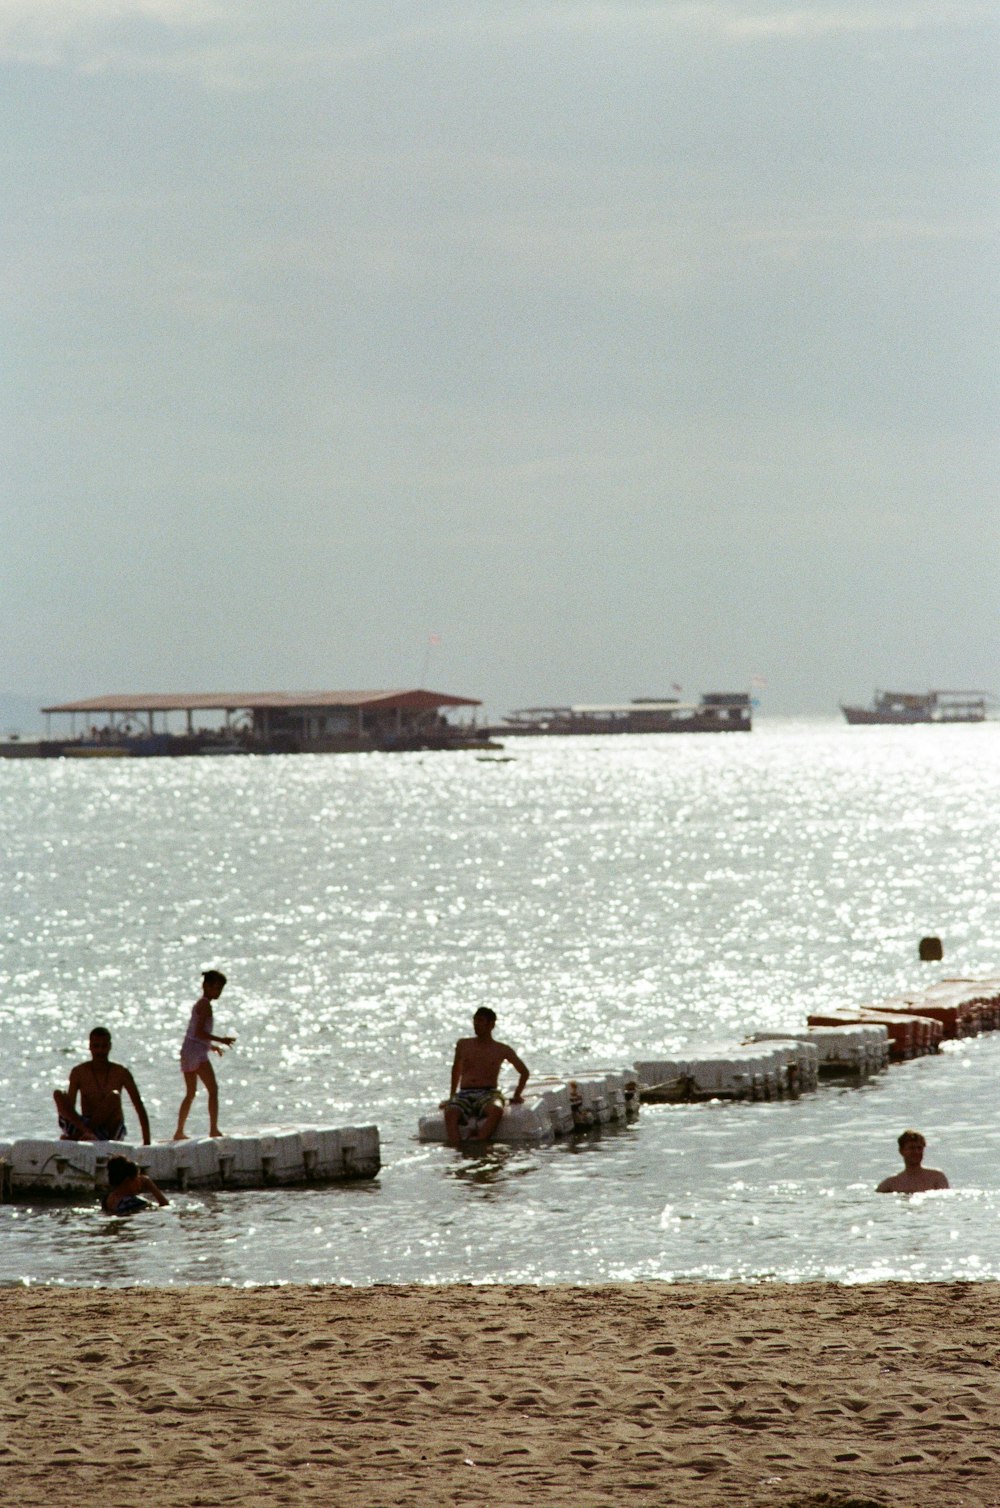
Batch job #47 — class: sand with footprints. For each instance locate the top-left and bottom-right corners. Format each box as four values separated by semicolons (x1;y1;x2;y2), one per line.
2;1282;998;1506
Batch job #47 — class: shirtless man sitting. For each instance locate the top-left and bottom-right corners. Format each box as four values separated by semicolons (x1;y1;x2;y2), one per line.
876;1129;949;1193
54;1027;152;1145
442;1007;529;1148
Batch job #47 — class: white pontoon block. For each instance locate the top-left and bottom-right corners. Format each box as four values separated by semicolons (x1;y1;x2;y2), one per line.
689;1047;783;1100
587;1069;641;1120
213;1127;379;1185
257;1131;307;1185
744;1036;821;1094
635;1044;788;1100
633;1053;739;1100
778;1025;888;1074
633;1056;690;1094
11;1139;98;1194
215;1136;264;1188
854;1023;892;1071
573;1071;632;1123
566;1075;612;1126
524;1081;576;1136
331;1126;382;1179
133;1143;179;1185
813;1023;890;1073
418;1099;555;1144
172;1138;221;1189
299;1127;340;1180
1;1126;381;1197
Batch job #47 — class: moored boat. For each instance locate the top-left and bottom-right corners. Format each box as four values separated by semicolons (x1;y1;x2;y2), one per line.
841;689;995;725
493;691;752;736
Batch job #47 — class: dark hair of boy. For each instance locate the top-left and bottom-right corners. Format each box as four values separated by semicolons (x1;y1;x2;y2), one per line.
107;1156;139;1188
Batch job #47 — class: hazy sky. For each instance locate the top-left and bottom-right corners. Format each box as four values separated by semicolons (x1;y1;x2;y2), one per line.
3;1;998;717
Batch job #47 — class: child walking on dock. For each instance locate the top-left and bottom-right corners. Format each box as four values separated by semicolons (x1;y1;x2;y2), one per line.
173;970;236;1140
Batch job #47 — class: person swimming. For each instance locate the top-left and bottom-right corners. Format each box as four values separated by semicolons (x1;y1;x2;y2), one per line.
102;1156;169;1216
876;1130;950;1193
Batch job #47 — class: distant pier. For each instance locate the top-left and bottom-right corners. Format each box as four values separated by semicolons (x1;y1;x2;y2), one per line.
1;689;496;757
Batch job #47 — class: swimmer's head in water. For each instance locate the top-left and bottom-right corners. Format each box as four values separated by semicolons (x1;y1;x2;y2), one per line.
107;1156;139;1189
898;1131;928;1169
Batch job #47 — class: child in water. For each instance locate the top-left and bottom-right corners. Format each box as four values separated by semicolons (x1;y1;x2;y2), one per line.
102;1156;169;1216
173;969;236;1140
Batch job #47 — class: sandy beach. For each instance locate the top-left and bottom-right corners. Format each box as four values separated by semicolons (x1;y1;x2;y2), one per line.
2;1282;998;1507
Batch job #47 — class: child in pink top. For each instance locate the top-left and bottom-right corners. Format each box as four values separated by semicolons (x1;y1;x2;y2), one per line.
173;970;236;1139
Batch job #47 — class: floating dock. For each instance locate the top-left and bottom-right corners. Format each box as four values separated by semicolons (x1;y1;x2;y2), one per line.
420;979;1000;1140
632;979;1000;1102
0;1126;381;1201
418;1071;640;1144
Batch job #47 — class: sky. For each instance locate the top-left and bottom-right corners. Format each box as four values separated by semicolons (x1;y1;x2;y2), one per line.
2;0;998;719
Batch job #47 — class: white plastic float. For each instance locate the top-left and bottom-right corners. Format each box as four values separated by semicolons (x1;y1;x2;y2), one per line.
593;1069;642;1120
0;1126;381;1200
743;1035;821;1094
772;1024;890;1076
633;1044;789;1102
579;1069;643;1123
418;1097;556;1145
417;1071;638;1144
565;1075;612;1126
635;1025;888;1102
8;1138;99;1193
524;1080;577;1135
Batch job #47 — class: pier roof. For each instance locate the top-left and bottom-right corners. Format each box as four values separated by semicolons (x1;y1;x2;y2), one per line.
42;689;480;714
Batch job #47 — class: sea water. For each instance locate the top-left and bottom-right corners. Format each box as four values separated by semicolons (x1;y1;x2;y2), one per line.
2;718;1000;1287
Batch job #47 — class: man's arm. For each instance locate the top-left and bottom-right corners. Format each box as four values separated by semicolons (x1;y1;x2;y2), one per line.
58;1068;97;1139
504;1047;530;1104
123;1072;152;1145
449;1043;463;1098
